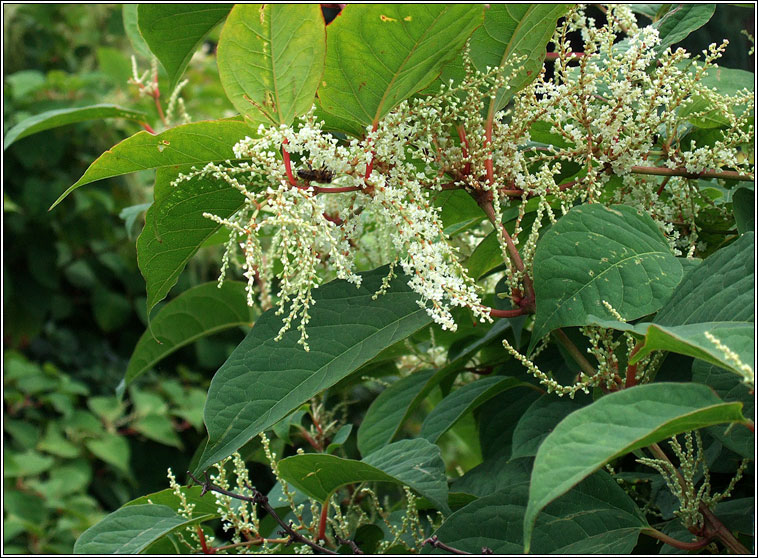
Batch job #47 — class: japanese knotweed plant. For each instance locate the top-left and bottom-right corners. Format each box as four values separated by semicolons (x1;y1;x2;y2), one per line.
36;4;753;555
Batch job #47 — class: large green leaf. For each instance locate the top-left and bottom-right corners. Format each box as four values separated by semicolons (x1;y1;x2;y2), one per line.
278;438;449;513
50;120;251;209
218;4;325;127
195;267;433;473
137;172;247;317
523;383;747;552
74;504;214;554
433;5;569;113
125;281;255;385
319;5;483;131
138;5;231;92
654;4;716;53
420;376;525;443
692;361;754;458
357;369;436;457
530;204;682;352
631;322;754;378
124;486;220;518
430;467;647;555
654;232;754;326
4;105;147;150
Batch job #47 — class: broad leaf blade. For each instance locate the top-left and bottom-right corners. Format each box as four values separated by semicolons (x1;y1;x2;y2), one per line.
434;5;569;113
50;120;251;209
196;267;432;473
125;281;256;385
531;204;682;352
431;467;647;555
124;486;220;518
654;232;754;326
319;5;483;130
137;172;247;316
693;361;754;458
217;4;325;127
138;5;231;92
74;504;213;554
523;383;747;552
279;439;449;513
654;4;716;53
4;105;147;150
420;376;525;443
631;322;754;379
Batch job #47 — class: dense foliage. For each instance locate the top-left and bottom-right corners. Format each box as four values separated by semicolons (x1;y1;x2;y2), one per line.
6;3;755;555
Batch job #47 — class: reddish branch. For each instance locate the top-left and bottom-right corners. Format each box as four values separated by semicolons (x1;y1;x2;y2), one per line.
186;471;340;555
423;536;493;555
545;51;585;61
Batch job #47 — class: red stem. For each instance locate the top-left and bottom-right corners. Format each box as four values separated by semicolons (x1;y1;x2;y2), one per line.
281;139;298;187
141;121;156;134
489;306;528;318
457;124;472;176
317;501;329;542
152;74;167;126
196;526;215;554
545;51;585;61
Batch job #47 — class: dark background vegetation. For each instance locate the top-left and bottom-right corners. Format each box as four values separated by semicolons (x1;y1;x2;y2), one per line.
2;4;754;553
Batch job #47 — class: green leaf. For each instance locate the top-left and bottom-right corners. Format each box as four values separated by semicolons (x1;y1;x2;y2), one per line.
50;119;252;209
530;204;683;352
124;486;221;518
630;321;754;378
85;434;131;474
431;467;647;555
278;438;450;513
133;414;183;449
523;383;747;552
326;424;353;454
420;376;525;443
123;5;152;59
4;105;147;150
680;66;755;128
3;450;55;478
435;5;569;113
654;4;715;52
357;369;436;457
657;232;754;326
138;5;231;92
137;172;248;317
218;4;325;127
693;361;754;458
358;320;513;456
733;187;755;234
319;5;483;130
195;266;433;473
510;394;586;460
125;281;255;385
74;504;212;554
